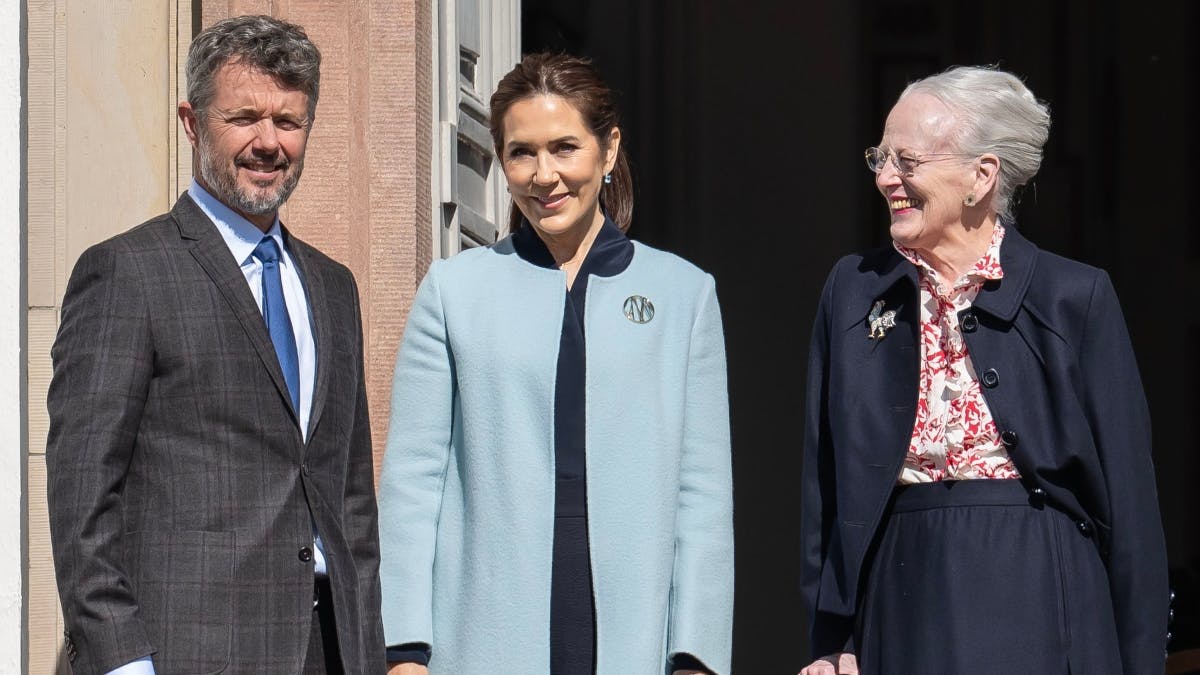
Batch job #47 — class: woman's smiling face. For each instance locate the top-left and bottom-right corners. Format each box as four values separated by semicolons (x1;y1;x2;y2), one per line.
500;94;618;242
875;92;978;250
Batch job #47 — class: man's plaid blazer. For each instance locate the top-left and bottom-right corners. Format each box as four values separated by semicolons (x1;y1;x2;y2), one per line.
46;194;385;674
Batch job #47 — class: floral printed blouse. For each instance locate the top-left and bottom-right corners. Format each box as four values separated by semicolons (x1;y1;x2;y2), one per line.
894;223;1021;483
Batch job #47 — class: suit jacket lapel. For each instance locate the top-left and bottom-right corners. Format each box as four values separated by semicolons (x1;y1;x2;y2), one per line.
174;194;301;428
286;232;331;445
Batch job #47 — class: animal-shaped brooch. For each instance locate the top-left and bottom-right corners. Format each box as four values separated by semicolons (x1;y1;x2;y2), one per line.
867;299;897;339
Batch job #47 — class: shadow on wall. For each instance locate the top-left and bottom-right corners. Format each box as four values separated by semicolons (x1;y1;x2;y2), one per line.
55;645;70;674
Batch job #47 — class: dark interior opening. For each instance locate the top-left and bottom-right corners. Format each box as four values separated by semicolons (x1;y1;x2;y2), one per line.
523;1;1199;668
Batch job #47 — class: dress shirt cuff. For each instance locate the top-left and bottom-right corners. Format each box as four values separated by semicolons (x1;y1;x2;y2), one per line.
670;652;715;673
105;655;156;675
386;643;431;666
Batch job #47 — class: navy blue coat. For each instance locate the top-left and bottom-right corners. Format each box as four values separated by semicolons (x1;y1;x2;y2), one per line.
801;225;1169;673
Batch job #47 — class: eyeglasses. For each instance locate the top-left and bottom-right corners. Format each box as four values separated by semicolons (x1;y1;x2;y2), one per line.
864;146;975;177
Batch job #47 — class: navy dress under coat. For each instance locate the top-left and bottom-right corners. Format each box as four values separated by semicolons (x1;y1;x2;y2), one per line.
513;218;632;674
512;220;713;675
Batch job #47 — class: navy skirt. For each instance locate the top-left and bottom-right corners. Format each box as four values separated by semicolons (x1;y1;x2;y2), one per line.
856;480;1122;674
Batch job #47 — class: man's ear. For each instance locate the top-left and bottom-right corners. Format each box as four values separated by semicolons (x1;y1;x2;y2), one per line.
178;102;201;149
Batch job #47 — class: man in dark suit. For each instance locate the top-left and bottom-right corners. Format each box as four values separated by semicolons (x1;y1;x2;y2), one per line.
47;15;384;674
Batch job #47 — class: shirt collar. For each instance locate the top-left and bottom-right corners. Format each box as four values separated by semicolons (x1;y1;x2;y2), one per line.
894;222;1006;289
189;178;284;265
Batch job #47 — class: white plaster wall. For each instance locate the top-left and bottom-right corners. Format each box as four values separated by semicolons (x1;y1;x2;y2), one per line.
0;0;21;671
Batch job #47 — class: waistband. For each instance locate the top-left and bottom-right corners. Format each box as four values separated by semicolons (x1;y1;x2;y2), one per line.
890;479;1037;513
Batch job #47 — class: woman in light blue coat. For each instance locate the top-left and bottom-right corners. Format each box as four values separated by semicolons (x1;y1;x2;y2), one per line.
379;54;734;675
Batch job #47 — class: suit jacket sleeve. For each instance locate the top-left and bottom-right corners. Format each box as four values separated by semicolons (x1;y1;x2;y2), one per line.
377;262;454;649
341;272;386;663
799;264;854;658
665;275;735;675
46;243;156;674
1080;272;1169;672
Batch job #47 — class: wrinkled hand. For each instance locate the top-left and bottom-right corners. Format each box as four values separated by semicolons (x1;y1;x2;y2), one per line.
799;652;858;675
387;664;429;675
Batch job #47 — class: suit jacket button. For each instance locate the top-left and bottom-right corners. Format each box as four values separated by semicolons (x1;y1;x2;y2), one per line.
1029;487;1046;506
961;312;978;333
301;463;310;476
981;368;1000;388
298;546;313;562
1076;520;1093;537
1001;430;1019;447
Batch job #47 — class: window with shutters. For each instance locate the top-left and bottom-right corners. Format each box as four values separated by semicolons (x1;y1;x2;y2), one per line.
432;0;521;256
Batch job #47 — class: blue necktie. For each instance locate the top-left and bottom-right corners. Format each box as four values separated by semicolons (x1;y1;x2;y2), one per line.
252;237;301;413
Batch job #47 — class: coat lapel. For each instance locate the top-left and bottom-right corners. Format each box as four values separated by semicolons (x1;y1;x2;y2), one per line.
174;194;301;428
286;232;332;445
971;224;1038;323
847;250;922;472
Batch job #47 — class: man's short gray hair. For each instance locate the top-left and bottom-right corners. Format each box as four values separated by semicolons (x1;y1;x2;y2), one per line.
186;15;321;123
901;66;1050;221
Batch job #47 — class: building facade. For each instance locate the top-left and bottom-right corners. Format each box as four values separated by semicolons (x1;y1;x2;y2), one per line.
16;1;517;671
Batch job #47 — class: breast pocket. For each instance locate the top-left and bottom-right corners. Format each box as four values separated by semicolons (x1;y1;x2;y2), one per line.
125;529;234;674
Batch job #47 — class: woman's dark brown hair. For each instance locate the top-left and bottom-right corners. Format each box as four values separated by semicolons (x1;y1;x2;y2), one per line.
489;52;633;232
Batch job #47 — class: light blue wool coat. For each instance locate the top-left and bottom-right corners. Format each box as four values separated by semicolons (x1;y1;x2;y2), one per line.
378;235;734;674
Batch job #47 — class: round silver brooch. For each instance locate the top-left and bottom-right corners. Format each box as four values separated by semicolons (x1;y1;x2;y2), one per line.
623;295;655;324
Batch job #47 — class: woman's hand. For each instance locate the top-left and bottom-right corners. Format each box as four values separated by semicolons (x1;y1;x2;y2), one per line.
799;652;858;675
387;664;429;675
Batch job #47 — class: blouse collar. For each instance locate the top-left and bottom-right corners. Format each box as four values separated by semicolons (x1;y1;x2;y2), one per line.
894;222;1006;291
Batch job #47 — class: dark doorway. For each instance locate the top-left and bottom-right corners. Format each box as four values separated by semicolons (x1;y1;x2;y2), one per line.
523;1;1198;670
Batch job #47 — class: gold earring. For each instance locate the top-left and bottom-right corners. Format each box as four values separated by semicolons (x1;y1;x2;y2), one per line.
963;193;976;207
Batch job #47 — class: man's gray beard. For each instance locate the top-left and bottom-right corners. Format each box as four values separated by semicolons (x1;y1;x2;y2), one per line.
196;129;303;216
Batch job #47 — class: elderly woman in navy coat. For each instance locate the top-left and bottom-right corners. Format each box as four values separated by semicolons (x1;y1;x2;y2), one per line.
800;66;1169;675
377;53;734;675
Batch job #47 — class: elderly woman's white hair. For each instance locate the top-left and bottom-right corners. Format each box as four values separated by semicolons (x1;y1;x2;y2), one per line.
901;66;1051;221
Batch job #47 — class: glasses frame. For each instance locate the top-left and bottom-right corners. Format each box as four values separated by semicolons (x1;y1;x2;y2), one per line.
864;146;976;177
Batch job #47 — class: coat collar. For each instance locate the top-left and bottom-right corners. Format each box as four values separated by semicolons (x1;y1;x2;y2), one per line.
970;223;1038;322
865;246;919;299
852;222;1039;328
510;215;633;277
